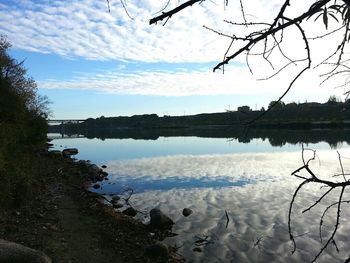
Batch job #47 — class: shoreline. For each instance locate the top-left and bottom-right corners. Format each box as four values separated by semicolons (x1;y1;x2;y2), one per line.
0;147;184;263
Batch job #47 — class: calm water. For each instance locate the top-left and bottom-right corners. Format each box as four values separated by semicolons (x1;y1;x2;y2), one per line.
50;133;350;263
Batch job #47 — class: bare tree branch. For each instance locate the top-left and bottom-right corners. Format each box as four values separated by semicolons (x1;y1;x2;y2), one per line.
150;0;204;25
289;146;350;262
213;0;331;72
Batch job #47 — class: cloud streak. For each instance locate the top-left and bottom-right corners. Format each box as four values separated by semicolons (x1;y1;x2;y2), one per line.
3;0;349;98
39;63;345;97
1;0;284;63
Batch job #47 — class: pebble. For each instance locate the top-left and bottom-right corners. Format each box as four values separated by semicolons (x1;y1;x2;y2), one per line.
92;184;100;189
182;208;193;217
122;207;137;217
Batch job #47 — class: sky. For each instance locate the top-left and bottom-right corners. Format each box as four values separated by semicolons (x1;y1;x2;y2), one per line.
1;0;348;119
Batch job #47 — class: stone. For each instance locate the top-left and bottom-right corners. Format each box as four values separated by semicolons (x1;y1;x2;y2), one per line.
88;164;103;179
149;208;174;229
62;148;78;157
96;176;104;182
48;150;62;157
122;207;137;217
101;171;108;177
77;160;88;166
144;242;169;262
182;208;193;217
92;184;100;189
101;165;107;169
111;196;121;204
0;239;52;263
112;203;123;209
89;164;101;173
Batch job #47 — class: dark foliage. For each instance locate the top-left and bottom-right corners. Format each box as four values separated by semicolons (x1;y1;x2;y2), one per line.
50;98;350;134
0;36;49;209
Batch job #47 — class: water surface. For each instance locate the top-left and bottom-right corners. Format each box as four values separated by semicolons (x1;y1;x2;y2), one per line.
50;133;350;262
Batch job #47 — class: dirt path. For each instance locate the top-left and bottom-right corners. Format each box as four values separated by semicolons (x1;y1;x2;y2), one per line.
0;154;182;263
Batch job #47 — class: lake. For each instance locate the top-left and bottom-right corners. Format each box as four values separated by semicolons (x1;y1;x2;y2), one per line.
49;132;350;263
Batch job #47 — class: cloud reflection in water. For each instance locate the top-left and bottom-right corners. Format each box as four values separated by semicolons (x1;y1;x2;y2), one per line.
97;150;350;262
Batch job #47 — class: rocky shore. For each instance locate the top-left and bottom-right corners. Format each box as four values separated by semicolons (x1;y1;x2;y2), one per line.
0;146;185;263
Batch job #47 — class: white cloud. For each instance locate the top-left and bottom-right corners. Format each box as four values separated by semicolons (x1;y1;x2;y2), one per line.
0;0;301;63
39;63;346;99
2;0;350;98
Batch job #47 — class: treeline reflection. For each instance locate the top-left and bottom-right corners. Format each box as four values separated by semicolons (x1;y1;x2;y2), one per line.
56;128;350;148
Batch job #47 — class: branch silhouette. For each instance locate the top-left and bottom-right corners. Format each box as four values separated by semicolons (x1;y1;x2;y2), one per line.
289;145;350;262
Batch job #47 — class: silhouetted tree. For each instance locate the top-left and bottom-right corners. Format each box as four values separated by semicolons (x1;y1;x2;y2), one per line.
0;35;49;120
0;36;50;207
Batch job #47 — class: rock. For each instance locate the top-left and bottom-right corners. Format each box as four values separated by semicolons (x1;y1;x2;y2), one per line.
89;164;101;173
0;239;52;263
101;165;107;168
48;150;62;157
84;164;106;182
144;242;169;262
62;148;78;157
182;208;193;217
149;208;174;229
111;196;121;204
96;176;104;182
122;207;137;217
77;160;89;166
111;196;123;208
92;184;100;189
112;203;123;209
101;171;108;177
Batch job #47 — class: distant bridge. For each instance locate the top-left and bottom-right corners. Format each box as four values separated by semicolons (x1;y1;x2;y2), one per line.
48;119;86;124
47;134;85;140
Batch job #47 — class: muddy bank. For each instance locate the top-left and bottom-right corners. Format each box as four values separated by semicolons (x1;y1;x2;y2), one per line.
0;150;184;263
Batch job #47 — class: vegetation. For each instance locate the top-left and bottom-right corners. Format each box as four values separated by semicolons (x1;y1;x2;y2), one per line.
0;36;49;209
50;98;350;133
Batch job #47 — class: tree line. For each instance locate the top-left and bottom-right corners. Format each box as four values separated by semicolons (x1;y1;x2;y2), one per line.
51;97;350;133
0;36;50;208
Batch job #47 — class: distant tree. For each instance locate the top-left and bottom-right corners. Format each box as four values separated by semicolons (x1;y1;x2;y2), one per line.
268;100;285;110
237;105;251;113
327;95;340;104
285;102;298;109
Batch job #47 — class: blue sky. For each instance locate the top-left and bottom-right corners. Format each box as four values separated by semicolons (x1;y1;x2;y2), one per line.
1;0;345;119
